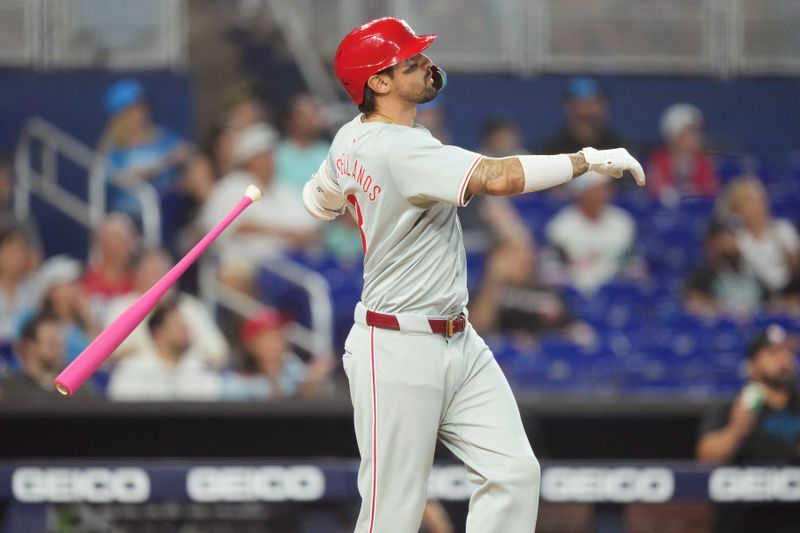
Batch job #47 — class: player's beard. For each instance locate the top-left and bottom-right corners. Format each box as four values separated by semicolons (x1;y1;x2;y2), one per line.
418;76;439;103
400;78;438;105
418;85;438;104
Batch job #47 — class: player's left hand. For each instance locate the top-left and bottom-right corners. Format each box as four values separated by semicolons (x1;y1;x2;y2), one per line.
580;147;646;187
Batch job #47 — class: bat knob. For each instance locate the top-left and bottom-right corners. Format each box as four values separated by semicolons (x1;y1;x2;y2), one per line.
245;185;263;202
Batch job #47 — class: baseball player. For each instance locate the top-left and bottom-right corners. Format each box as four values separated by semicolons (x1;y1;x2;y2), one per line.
302;17;646;533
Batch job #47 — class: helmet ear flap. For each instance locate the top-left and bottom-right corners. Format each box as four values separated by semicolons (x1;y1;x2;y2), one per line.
431;65;447;93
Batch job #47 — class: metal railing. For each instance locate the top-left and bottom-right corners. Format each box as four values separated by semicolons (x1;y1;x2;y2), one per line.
249;0;356;128
257;0;800;87
14;117;162;251
0;0;186;70
44;0;186;70
199;256;335;359
0;0;41;66
731;0;800;75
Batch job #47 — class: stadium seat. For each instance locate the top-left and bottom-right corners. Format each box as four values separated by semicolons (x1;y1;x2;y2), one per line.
751;312;800;335
0;343;17;376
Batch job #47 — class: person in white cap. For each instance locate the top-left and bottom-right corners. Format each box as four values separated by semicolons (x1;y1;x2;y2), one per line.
544;171;642;295
648;103;719;205
36;255;101;364
201;123;319;291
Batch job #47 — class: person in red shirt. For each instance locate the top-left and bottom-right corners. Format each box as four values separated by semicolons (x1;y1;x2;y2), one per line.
647;103;718;206
82;213;137;319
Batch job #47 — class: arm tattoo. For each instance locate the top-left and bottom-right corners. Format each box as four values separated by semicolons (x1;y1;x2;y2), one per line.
471;159;504;193
568;152;589;177
467;153;586;199
468;157;524;197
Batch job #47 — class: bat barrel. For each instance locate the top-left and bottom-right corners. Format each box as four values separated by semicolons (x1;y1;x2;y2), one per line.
54;190;259;396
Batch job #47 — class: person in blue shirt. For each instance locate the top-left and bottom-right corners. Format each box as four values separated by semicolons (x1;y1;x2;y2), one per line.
99;79;194;245
275;94;331;194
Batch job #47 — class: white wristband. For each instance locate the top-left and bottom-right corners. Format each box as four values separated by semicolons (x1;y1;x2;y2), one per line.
519;154;573;193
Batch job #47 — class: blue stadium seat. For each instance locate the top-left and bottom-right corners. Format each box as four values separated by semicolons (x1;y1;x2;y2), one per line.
751;313;800;335
614;188;655;218
0;343;18;376
713;154;755;183
466;250;488;292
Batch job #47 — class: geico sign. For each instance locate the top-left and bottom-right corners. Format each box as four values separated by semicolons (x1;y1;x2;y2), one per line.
709;467;800;502
187;466;325;502
542;467;674;503
427;465;472;500
12;467;150;503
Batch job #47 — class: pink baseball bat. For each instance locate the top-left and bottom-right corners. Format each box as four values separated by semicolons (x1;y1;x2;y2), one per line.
54;185;263;397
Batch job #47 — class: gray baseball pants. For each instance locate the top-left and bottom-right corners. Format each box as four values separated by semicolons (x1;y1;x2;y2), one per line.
342;304;540;532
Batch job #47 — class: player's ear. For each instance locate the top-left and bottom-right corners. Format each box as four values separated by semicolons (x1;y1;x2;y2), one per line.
366;73;391;96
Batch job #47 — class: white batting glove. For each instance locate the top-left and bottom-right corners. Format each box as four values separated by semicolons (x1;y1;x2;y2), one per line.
580;147;646;187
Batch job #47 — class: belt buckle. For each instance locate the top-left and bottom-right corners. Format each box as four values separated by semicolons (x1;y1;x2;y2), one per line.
446;315;460;337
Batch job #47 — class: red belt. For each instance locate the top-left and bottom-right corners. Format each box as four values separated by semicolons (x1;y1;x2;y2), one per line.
365;310;467;337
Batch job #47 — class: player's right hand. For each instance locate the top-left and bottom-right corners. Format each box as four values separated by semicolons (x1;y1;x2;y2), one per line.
580;147;646;187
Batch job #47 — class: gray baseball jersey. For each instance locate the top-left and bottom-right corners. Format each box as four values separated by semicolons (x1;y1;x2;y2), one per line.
317;114;540;533
324;115;482;316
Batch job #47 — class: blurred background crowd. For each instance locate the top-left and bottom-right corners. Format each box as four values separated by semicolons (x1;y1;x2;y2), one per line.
2;5;800;402
0;1;799;531
0;2;800;400
2;64;798;404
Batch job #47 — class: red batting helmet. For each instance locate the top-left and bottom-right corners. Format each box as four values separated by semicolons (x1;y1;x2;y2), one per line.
334;17;438;105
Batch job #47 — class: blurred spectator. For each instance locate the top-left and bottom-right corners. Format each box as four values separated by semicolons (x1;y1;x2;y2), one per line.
647;103;718;205
107;299;221;401
460;118;531;251
222;309;331;400
415;97;452;145
180;140;219;216
171;123;232;272
480;118;525;158
82;213;138;320
323;215;364;266
683;221;765;319
99;79;194;216
105;248;229;367
0;221;39;346
222;81;270;133
540;77;623;154
201;124;318;292
202;121;238;179
0;153;42;261
36;255;99;364
544;172;642;295
470;238;591;343
697;324;800;533
2;313;95;400
275;94;331;193
205;82;271;181
718;175;800;305
421;501;455;533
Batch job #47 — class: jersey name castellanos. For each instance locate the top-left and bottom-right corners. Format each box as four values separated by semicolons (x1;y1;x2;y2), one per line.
325;114;482;316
